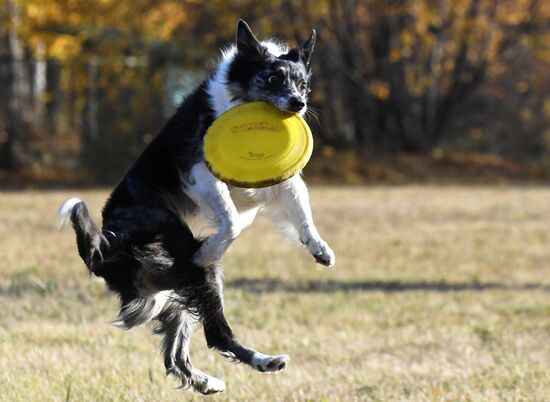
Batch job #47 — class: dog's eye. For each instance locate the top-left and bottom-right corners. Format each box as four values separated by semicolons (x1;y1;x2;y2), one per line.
298;81;307;94
268;75;282;86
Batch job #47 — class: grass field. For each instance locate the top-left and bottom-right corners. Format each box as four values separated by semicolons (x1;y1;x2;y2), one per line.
1;186;550;401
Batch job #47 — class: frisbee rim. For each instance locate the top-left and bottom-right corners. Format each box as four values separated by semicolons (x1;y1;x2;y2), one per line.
204;102;313;188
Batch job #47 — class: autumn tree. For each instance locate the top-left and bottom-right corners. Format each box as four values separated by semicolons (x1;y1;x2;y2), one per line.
296;0;549;153
1;0;549;182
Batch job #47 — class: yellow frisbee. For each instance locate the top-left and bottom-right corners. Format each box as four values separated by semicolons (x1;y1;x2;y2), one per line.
204;102;313;188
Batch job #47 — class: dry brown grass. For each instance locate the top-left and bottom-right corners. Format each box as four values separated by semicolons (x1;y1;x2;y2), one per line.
1;186;550;401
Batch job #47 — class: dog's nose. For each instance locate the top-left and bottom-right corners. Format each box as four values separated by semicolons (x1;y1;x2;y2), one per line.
287;97;305;111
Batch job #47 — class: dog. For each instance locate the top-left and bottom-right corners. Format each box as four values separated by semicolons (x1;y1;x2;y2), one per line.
57;19;335;395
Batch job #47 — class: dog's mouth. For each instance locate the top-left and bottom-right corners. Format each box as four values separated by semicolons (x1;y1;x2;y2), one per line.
275;102;306;115
283;105;305;114
282;98;306;114
248;98;306;115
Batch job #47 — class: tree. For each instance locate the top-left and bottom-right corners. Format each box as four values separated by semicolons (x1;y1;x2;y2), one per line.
1;0;549;182
303;0;548;153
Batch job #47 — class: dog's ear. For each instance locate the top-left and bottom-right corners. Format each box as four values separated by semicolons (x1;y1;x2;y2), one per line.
236;19;264;58
299;29;316;66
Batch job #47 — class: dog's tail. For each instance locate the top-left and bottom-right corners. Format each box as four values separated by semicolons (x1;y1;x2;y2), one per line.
57;197;109;273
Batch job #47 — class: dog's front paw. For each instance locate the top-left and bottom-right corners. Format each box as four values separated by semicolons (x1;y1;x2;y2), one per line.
309;239;335;267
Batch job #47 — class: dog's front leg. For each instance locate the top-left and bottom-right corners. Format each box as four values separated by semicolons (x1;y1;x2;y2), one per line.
275;175;335;267
187;163;241;266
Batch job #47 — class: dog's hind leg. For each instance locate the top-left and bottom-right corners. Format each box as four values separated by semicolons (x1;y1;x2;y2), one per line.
200;271;289;372
154;304;226;395
204;308;290;372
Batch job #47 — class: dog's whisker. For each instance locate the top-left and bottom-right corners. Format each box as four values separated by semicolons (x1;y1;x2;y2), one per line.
305;109;321;129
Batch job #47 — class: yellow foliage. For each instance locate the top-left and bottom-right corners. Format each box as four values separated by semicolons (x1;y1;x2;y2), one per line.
48;35;81;59
368;80;391;101
15;0;194;60
390;48;401;63
142;2;187;41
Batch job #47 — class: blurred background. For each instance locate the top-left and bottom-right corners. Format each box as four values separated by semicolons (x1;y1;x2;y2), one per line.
0;0;549;185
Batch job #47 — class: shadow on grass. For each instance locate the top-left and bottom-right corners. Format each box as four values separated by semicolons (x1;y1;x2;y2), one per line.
226;277;550;294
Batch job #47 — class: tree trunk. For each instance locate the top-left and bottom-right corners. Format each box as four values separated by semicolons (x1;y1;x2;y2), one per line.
1;0;31;171
33;41;47;130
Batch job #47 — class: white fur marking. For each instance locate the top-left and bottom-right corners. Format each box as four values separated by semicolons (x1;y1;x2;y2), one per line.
199;375;226;394
251;352;290;372
110;290;174;329
270;176;336;266
185;163;241;266
56;197;82;229
262;39;289;57
206;46;242;118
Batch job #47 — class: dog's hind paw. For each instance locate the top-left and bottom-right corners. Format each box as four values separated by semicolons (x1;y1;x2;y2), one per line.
192;374;226;395
251;353;290;373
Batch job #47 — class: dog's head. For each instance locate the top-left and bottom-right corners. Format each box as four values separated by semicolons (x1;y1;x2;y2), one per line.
225;20;316;115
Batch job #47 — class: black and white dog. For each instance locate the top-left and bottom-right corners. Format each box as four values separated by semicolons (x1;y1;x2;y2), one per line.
58;20;334;394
